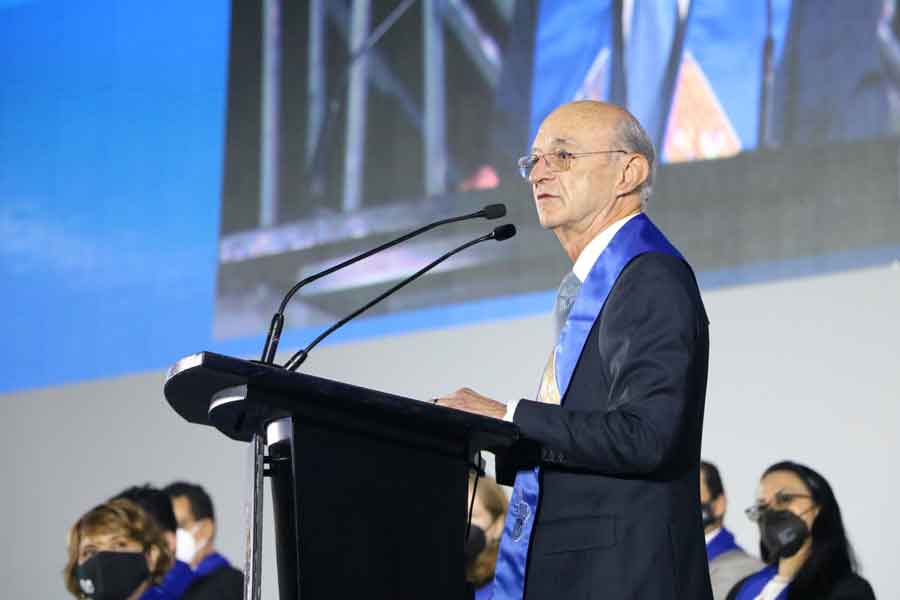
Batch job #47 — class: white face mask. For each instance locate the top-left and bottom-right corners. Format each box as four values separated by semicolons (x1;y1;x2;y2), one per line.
175;525;208;564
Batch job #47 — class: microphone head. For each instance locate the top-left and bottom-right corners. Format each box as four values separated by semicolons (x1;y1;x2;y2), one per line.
492;224;517;241
481;204;507;220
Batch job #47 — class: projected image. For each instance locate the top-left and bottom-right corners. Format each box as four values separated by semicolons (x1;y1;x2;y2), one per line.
214;0;900;341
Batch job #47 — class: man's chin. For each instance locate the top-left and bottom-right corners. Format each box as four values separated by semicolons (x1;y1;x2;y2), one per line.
535;208;557;229
536;214;561;230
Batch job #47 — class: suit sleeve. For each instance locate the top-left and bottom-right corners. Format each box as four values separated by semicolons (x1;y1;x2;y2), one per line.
512;253;707;476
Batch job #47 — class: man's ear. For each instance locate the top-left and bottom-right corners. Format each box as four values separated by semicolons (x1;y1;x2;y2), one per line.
713;494;728;523
616;153;650;198
197;518;215;543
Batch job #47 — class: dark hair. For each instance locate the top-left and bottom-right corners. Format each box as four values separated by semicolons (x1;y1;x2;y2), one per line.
163;481;216;522
113;485;178;534
759;461;859;600
700;460;725;499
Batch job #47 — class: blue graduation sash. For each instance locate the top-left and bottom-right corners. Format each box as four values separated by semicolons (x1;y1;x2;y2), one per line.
195;552;231;577
529;0;614;144
528;1;793;157
706;527;742;563
678;0;792;150
491;214;683;600
733;565;788;600
157;559;195;598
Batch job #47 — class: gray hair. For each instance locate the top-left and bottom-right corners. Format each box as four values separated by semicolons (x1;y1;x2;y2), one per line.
615;114;656;205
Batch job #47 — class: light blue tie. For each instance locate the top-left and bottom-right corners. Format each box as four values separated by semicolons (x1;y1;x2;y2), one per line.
554;271;581;339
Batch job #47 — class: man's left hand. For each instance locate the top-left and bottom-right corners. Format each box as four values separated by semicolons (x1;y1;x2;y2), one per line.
434;387;507;419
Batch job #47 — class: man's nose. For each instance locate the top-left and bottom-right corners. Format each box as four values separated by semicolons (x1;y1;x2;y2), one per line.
529;156;552;184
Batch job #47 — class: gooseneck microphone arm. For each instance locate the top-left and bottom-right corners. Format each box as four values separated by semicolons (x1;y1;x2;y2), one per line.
259;204;507;363
283;224;517;371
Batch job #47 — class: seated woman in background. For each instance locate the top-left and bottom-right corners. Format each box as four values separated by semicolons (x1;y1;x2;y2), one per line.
726;461;875;600
64;498;175;600
465;474;509;599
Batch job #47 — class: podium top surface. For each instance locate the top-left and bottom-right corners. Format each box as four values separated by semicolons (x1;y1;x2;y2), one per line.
165;352;519;450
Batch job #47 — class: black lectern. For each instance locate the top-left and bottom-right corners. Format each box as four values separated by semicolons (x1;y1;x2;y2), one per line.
165;352;519;600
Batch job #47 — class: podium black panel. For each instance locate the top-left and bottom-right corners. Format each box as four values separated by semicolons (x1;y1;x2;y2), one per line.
290;417;466;599
165;352;518;600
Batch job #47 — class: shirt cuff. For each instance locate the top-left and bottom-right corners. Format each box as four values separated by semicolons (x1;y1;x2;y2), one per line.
503;398;521;422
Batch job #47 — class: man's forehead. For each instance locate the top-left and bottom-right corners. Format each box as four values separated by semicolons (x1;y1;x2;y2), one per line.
531;127;599;151
532;135;577;149
533;114;614;150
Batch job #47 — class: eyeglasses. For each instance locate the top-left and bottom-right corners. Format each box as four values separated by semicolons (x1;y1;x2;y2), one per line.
516;149;628;180
744;491;813;522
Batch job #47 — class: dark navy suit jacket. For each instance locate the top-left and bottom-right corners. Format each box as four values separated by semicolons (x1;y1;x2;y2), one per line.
508;252;712;600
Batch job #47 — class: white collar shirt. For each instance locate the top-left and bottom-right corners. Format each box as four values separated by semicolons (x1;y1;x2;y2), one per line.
572;212;641;282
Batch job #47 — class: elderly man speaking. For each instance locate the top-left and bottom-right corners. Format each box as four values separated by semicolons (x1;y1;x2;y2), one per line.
437;101;712;600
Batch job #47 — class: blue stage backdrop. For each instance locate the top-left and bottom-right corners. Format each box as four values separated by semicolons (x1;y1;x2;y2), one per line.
3;0;899;393
1;1;232;392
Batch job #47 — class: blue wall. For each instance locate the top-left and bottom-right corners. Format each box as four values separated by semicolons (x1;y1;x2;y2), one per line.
1;1;230;392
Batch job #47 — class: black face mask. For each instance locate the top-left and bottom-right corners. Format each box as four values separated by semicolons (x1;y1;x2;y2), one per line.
464;525;487;569
759;509;810;560
700;501;718;528
76;551;149;600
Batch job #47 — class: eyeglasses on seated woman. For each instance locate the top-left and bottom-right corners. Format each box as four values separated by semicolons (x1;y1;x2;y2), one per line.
725;461;875;600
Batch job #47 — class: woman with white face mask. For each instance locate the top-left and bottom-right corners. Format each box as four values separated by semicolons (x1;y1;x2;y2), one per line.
725;461;875;600
64;499;174;600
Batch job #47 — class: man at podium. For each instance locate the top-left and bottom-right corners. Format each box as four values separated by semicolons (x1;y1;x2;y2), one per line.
438;101;712;600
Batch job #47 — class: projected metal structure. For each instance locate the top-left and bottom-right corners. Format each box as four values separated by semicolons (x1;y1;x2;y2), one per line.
215;0;527;339
214;0;900;342
257;0;507;223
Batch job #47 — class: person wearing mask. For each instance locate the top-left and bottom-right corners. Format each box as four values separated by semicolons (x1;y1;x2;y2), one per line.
114;485;195;598
465;474;509;599
64;498;174;599
726;461;875;600
164;481;243;600
701;460;764;600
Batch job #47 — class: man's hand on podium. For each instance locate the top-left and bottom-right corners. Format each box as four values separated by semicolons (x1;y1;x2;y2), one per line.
434;387;507;419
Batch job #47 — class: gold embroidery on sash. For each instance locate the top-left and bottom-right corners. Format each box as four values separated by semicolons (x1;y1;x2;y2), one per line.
536;348;562;405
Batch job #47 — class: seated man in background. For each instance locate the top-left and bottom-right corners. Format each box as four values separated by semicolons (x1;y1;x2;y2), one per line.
165;481;243;600
465;474;509;599
701;461;763;600
114;485;195;598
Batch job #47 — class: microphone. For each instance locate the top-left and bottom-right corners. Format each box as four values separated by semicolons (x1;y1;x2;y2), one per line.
259;205;507;363
283;224;517;371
